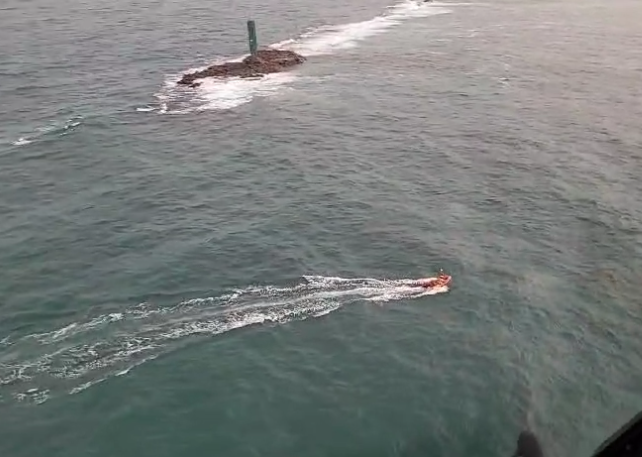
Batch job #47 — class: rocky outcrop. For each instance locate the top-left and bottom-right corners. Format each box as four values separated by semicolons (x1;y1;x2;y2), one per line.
177;49;306;87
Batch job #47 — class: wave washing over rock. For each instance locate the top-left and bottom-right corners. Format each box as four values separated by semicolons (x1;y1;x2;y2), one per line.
153;0;453;113
177;49;306;88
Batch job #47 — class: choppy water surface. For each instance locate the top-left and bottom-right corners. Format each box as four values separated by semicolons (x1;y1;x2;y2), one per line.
1;1;642;456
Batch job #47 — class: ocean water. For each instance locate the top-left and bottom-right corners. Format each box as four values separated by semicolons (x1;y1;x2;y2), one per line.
1;0;642;456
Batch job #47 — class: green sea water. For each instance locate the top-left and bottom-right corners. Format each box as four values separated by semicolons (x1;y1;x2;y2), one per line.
1;0;642;456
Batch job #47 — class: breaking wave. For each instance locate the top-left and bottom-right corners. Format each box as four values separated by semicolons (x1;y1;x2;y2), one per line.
272;1;452;56
149;0;453;114
8;115;84;147
0;275;448;405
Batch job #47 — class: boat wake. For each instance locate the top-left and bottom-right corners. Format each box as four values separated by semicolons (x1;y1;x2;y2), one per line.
148;0;453;114
0;275;448;405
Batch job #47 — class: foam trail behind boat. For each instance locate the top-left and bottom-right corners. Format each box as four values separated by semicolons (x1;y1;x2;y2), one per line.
0;275;448;404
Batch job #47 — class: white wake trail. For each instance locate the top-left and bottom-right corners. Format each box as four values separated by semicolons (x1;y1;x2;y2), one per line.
0;274;449;404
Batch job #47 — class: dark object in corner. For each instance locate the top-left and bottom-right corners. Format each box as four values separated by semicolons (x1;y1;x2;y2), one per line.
591;410;642;457
513;431;543;457
513;410;642;457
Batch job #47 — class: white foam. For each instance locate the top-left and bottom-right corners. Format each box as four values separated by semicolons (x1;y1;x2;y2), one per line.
14;388;49;405
12;137;32;146
277;2;451;56
0;274;449;403
196;72;298;111
154;0;452;114
10;116;84;146
29;312;125;344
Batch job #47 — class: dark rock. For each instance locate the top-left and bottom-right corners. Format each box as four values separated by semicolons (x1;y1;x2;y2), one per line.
177;48;306;87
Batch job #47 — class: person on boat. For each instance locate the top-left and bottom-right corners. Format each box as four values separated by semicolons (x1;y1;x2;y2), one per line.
415;271;450;288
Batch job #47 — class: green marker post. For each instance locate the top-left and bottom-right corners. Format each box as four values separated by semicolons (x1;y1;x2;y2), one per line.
247;20;258;56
